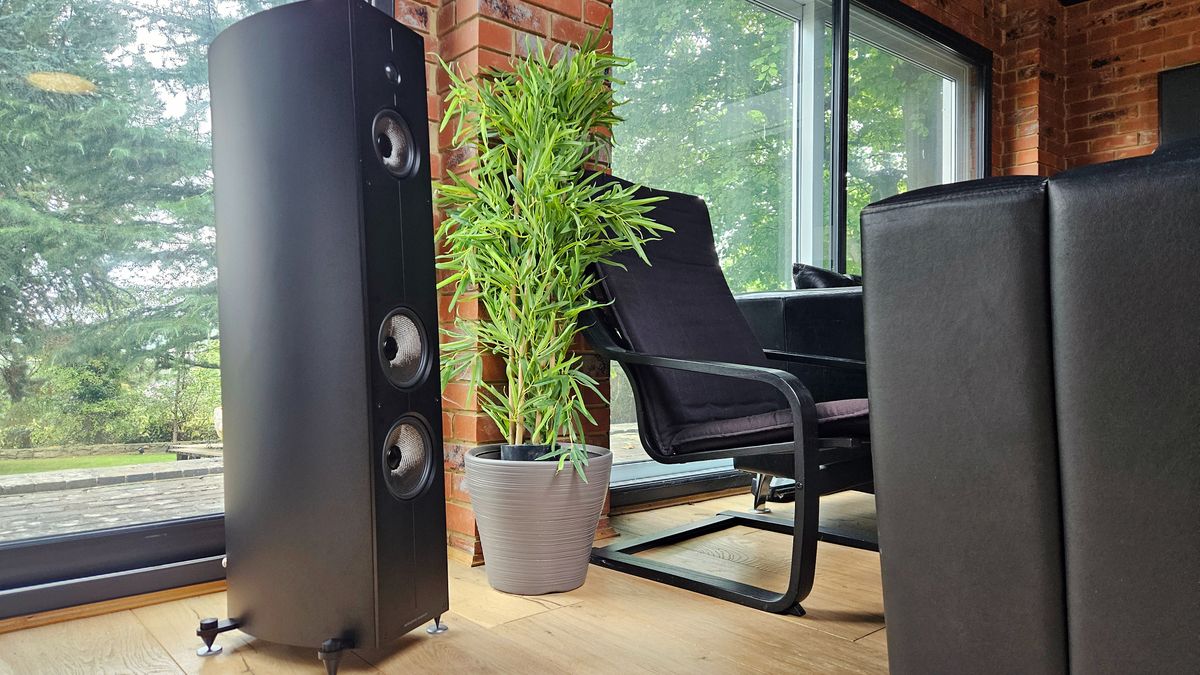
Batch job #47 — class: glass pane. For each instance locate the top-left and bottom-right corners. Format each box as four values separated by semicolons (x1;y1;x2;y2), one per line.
612;0;799;294
820;17;834;269
0;0;289;544
610;0;800;463
845;6;980;275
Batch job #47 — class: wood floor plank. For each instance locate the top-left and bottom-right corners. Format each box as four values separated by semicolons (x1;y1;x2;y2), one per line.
632;540;885;641
802;543;887;638
0;610;182;675
858;627;888;651
355;612;561;674
447;560;582;628
0;494;888;674
610;495;886;642
0;581;226;636
493;565;888;674
130;592;379;674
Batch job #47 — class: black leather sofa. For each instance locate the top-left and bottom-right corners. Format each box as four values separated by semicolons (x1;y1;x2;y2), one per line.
861;141;1200;673
737;288;868;405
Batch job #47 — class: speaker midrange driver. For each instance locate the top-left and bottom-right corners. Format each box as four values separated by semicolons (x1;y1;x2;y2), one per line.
372;109;418;179
381;416;433;500
378;307;428;388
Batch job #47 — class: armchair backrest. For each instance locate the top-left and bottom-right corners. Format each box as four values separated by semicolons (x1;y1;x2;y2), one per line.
589;174;786;458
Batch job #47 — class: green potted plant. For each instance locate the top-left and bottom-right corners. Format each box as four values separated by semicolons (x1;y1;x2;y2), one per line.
436;31;668;595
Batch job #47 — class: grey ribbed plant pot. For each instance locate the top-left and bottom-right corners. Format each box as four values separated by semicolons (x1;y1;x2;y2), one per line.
465;444;613;595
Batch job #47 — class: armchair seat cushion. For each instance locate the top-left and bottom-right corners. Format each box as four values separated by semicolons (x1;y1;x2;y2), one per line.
669;398;868;454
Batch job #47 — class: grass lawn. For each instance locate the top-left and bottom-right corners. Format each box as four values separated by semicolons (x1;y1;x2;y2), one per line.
0;453;178;476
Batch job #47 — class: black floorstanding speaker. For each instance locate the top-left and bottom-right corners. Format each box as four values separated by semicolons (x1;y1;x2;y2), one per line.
205;0;448;666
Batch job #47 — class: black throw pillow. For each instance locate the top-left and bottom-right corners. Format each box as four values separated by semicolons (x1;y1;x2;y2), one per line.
792;262;862;289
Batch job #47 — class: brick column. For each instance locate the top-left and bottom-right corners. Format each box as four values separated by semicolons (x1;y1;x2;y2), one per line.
891;1;1072;176
993;0;1067;176
416;0;615;565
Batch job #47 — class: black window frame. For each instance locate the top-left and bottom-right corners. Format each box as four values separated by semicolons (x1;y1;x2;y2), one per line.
832;0;994;272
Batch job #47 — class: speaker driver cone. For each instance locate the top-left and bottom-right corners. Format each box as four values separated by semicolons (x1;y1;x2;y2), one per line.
378;307;427;388
372;109;418;179
381;417;433;500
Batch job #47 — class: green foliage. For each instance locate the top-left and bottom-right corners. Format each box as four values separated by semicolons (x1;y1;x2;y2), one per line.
0;0;278;449
841;38;945;274
612;0;796;293
2;342;221;448
436;32;670;476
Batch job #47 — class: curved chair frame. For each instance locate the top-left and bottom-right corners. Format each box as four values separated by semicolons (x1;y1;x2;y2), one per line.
587;314;871;614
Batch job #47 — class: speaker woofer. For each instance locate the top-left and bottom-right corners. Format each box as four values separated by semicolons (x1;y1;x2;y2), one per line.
372;109;418;179
378;307;428;388
380;417;432;500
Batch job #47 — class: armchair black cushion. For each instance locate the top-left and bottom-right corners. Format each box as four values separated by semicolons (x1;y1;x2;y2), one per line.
862;141;1200;674
1048;140;1200;674
862;175;1066;675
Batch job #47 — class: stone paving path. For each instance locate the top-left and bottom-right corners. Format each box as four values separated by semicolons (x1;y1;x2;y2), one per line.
610;422;649;463
0;473;224;543
0;458;223;495
0;431;651;545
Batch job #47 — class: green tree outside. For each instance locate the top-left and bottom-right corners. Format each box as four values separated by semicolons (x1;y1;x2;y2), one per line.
610;0;950;426
0;0;284;451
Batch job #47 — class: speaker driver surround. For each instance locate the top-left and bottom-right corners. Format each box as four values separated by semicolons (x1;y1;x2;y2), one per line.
372;109;418;179
381;416;432;500
378;307;427;388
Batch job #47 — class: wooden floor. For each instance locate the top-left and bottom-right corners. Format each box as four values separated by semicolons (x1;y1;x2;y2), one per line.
0;494;887;674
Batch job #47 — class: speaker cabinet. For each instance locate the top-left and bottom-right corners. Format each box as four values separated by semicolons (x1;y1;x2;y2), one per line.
209;0;447;651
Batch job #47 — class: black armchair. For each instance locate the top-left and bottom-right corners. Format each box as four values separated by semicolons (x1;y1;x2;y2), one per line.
586;176;872;615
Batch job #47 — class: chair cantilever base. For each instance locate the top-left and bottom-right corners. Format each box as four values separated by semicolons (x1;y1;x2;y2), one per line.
590;508;878;614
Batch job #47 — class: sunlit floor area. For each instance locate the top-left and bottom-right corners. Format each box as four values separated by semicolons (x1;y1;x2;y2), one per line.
0;494;887;674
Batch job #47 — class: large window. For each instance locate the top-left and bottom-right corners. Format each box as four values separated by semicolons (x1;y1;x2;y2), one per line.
843;5;984;274
609;0;989;471
0;0;289;614
612;0;800;294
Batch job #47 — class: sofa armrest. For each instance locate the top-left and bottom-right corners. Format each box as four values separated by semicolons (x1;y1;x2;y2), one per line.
861;176;1067;674
735;288;866;402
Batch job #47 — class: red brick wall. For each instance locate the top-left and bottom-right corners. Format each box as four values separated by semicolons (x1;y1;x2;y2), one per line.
1063;0;1200;167
898;0;1200;175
